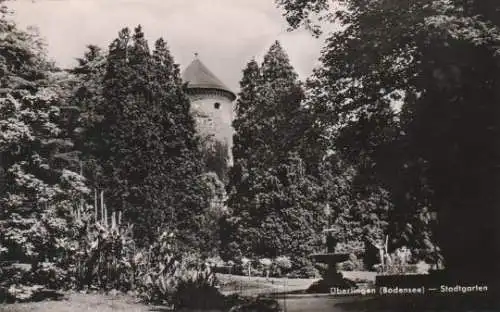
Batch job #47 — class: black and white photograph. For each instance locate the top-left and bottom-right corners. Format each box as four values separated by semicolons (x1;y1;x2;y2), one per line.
0;0;498;311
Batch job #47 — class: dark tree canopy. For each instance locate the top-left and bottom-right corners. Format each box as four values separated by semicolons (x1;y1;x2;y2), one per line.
277;0;500;281
0;8;87;269
71;26;211;249
224;42;327;265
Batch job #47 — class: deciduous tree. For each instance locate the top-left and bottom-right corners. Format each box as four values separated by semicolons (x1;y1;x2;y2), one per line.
277;0;500;279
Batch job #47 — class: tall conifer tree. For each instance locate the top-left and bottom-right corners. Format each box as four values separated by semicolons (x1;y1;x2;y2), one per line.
149;37;209;249
224;42;325;266
88;26;209;247
231;59;260;164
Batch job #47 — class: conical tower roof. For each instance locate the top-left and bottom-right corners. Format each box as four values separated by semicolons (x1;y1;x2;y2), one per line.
182;56;236;101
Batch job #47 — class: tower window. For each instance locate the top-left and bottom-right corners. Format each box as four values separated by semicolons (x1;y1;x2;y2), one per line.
214;102;221;109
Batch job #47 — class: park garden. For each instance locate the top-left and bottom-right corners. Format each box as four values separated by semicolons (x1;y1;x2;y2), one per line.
1;0;498;311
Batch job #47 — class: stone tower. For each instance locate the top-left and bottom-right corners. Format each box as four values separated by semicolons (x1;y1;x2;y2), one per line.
182;54;236;169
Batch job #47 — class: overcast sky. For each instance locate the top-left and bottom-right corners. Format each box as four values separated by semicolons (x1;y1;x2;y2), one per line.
9;0;335;92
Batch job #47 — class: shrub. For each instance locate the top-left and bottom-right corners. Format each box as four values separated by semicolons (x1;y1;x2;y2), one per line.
272;256;292;277
70;216;136;291
206;255;225;268
228;262;245;276
415;261;431;274
274;256;292;269
240;257;253;276
335;241;365;254
338;253;364;271
380;264;419;275
249;266;264;277
285;256;320;278
134;231;220;309
0;202;90;302
375;247;419;275
287;262;319;278
258;258;272;278
259;258;272;267
313;262;329;277
0;261;72;303
4;285;44;303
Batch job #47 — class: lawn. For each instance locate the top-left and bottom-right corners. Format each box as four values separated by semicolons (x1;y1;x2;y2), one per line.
0;271;377;312
216;270;376;296
0;274;314;312
216;273;319;296
2;272;489;312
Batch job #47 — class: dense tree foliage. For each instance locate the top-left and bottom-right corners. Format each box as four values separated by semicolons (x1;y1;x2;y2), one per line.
319;154;391;252
276;0;500;279
0;4;89;296
0;2;233;301
224;42;328;266
70;26;212;249
224;40;392;269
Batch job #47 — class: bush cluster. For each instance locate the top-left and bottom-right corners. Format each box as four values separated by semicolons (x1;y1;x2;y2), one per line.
337;253;365;272
215;255;319;278
0;207;221;309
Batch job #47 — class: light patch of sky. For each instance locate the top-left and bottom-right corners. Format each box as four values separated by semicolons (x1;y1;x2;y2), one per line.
8;0;337;92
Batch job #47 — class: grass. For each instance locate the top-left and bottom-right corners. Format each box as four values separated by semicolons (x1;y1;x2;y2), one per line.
216;270;376;295
0;274;317;312
216;273;319;296
0;271;379;312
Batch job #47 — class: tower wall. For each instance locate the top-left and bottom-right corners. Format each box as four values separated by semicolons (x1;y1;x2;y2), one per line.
189;90;234;165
